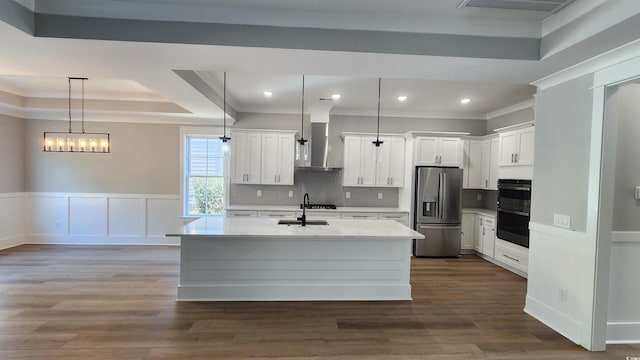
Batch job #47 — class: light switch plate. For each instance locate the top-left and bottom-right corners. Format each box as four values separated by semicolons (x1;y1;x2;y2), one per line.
257;190;262;197
345;192;351;199
477;194;482;201
288;191;293;198
553;214;571;229
378;192;383;200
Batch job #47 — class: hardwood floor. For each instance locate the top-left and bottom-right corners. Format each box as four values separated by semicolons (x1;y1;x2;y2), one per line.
0;245;638;359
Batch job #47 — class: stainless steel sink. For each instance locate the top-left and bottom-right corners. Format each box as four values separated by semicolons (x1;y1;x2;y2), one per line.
277;219;329;226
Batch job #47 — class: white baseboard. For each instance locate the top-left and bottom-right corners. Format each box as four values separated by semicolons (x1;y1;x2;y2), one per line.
0;234;25;250
607;322;640;344
178;284;412;301
26;234;180;246
525;294;582;346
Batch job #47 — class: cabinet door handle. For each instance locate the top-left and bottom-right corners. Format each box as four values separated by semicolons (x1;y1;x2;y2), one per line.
438;155;442;164
485;180;488;188
503;254;520;263
515;153;519;163
278;175;281;183
483;227;485;236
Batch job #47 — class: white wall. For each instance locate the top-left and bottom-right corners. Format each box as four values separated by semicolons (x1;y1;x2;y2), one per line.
525;74;600;349
606;82;640;344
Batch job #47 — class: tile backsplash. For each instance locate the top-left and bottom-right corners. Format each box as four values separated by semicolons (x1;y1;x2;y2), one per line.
229;170;399;207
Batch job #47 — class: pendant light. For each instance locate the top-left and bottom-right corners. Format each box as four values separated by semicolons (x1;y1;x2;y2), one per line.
295;75;309;161
43;77;110;153
372;77;384;147
219;71;231;152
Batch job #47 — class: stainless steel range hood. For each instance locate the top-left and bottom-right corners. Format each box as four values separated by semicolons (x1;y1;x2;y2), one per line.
296;106;340;171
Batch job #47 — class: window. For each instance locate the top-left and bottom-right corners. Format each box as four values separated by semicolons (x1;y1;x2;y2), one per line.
184;136;225;216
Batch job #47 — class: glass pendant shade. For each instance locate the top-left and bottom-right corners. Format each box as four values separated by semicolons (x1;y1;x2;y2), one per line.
295;140;309;161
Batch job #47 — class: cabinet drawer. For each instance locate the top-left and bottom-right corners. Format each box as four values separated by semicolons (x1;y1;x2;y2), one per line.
378;212;409;226
341;212;379;220
226;210;258;218
298;211;342;219
495;239;528;273
258;211;297;219
482;217;495;227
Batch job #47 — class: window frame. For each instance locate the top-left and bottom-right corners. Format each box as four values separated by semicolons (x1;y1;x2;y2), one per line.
179;126;229;217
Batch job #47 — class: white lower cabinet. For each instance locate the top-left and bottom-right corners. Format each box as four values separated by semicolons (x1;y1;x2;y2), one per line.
226;210;258;218
379;212;410;227
481;216;495;258
258;211;297;219
461;213;475;251
495;238;529;275
341;212;379;220
464;211;526;277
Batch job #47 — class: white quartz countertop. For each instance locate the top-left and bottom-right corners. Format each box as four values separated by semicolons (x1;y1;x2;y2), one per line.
225;205;409;213
167;217;424;239
463;208;497;217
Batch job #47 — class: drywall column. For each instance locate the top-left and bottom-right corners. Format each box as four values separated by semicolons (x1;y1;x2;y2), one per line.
0;114;25;249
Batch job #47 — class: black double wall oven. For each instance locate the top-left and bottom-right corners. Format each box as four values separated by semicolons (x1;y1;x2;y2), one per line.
496;179;532;248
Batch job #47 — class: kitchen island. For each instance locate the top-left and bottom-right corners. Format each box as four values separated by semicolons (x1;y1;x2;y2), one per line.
167;216;424;301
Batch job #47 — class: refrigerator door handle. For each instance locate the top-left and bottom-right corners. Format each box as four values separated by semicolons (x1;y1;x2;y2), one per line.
438;172;444;219
441;172;447;219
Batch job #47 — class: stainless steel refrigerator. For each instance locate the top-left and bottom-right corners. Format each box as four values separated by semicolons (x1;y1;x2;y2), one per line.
413;166;463;257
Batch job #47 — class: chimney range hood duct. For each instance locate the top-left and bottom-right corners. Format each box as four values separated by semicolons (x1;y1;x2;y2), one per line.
297;106;340;171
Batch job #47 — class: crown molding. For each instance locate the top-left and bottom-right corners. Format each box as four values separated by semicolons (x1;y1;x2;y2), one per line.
486;98;535;119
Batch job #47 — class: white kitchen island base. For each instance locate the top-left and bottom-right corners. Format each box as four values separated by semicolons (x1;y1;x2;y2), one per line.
168;217;423;301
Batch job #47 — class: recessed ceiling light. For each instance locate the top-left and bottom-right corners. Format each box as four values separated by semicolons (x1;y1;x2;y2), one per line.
264;91;273;97
398;95;408;102
460;98;471;104
331;94;341;100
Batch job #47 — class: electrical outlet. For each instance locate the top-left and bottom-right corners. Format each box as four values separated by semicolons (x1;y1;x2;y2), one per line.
288;191;293;198
257;190;262;197
345;191;351;199
378;192;383;200
559;288;568;302
477;193;482;201
553;214;571;229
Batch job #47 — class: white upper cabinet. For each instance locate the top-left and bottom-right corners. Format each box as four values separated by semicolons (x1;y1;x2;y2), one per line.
465;140;483;189
497;122;535;180
230;131;262;184
463;136;498;190
231;130;296;185
343;134;405;187
375;136;405;187
488;137;499;190
415;137;461;167
343;135;377;187
499;125;534;167
261;132;295;185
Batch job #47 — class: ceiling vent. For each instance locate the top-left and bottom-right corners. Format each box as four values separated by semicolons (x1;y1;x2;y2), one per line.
458;0;575;13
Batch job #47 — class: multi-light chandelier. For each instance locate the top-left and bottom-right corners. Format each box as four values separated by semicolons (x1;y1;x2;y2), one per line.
43;77;110;153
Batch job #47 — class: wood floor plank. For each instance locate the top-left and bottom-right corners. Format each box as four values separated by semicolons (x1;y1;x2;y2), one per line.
0;244;638;359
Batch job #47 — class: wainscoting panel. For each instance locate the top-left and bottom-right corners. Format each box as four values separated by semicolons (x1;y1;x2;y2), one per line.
24;193;180;245
26;194;68;236
147;198;182;238
607;231;640;344
0;193;25;249
69;196;107;236
108;197;145;237
525;222;591;347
